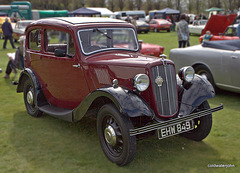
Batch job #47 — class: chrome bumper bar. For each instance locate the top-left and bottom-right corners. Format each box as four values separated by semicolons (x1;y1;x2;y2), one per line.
129;104;223;136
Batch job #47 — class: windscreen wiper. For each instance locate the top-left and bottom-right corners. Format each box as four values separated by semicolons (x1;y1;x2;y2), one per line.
93;28;111;39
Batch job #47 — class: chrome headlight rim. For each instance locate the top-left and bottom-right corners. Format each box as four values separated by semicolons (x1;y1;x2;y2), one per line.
133;74;150;92
178;66;195;83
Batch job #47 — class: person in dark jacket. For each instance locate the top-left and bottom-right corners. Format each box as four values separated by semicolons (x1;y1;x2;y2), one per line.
3;36;24;79
2;17;16;49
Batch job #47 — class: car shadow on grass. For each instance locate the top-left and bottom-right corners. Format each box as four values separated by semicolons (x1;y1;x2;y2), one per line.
10;111;231;172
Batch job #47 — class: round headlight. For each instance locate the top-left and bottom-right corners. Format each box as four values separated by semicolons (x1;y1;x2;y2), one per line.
178;66;195;82
133;74;150;92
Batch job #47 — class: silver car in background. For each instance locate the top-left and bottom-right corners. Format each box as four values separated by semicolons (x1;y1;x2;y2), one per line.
170;39;240;93
188;20;208;35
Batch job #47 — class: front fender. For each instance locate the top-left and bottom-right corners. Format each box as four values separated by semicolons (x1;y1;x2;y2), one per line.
73;87;155;121
178;74;215;116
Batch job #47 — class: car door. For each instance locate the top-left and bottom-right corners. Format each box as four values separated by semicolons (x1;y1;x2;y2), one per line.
229;51;240;88
29;28;89;109
220;50;240;89
149;20;157;30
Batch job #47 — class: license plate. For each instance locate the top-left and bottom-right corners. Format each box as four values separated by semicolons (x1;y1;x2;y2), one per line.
157;120;194;139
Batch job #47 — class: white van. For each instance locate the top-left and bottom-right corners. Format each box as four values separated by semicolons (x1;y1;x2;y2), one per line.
111;10;146;21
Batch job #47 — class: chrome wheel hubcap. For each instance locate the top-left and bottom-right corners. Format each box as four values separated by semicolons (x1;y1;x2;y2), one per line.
27;90;34;105
104;125;117;146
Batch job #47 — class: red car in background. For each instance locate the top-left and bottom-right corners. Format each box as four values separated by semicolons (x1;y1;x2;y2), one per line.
148;19;171;32
199;14;237;43
140;42;164;57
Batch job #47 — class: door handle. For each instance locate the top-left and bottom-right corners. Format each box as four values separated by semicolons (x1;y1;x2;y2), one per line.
72;63;81;68
231;56;238;59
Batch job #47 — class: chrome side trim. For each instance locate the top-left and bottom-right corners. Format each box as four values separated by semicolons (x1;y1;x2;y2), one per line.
129;104;223;136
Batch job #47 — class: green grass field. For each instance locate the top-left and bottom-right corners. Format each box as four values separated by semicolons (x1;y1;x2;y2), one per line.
0;32;239;173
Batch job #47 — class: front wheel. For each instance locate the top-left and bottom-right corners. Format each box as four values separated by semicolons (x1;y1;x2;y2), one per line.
180;101;212;141
23;78;43;117
97;104;136;166
194;65;217;91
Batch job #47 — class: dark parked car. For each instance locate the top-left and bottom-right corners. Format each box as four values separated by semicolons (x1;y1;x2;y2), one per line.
17;17;223;166
136;20;150;33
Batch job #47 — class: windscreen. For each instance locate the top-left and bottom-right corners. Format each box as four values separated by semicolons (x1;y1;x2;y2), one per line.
78;28;138;55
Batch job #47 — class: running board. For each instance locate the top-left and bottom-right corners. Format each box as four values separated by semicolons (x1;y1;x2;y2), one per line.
39;105;73;122
129;104;223;136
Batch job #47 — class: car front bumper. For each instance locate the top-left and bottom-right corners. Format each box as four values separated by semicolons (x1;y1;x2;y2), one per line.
129;104;223;137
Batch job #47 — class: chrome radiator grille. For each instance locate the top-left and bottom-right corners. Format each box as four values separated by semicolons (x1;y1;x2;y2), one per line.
150;64;178;116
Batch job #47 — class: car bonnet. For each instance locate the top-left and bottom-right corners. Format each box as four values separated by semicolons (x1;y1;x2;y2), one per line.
201;14;237;36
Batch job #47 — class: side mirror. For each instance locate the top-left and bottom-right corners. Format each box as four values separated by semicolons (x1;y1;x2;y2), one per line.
55;49;66;57
138;40;143;50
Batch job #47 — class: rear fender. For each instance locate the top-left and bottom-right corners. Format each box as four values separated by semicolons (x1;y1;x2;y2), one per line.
178;74;215;116
73;87;155;121
17;68;47;107
17;68;40;93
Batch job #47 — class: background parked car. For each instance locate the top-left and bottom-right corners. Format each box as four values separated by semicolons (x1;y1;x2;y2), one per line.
148;19;171;32
199;14;238;42
140;42;164;57
199;24;239;42
136;20;150;33
12;20;34;42
188;20;208;35
170;39;240;93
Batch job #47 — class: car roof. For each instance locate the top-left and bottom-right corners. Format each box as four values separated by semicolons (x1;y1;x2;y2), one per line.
34;17;126;25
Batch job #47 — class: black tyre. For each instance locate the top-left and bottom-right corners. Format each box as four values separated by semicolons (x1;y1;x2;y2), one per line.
97;104;136;166
181;101;212;141
23;78;43;117
194;65;216;90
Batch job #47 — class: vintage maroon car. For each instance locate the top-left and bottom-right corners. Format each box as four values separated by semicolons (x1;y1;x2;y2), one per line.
17;17;222;166
148;19;171;32
199;14;237;43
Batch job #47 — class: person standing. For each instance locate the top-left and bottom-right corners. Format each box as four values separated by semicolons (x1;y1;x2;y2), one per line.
2;18;16;49
177;14;189;48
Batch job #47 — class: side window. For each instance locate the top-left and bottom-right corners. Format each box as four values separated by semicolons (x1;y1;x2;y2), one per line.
45;29;76;57
29;29;41;51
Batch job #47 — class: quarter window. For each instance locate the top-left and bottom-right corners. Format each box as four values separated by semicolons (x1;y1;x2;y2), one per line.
29;29;41;51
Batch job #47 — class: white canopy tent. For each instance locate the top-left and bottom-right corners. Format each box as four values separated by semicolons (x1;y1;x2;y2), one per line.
88;7;113;17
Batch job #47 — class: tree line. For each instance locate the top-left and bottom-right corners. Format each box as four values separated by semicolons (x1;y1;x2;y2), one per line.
1;0;240;15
